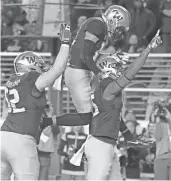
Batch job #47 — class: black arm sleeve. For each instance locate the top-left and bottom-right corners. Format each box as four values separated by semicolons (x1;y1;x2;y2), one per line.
57;139;68;157
43;113;91;126
120;117;134;140
83;40;101;75
83;19;106;75
56;113;91;126
86;18;106;39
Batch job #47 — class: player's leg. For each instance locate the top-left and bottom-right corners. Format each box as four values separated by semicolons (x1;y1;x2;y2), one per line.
108;149;122;180
0;131;13;180
154;159;168;180
84;136;114;180
0;161;12;180
65;67;93;122
38;154;51;180
10;134;40;180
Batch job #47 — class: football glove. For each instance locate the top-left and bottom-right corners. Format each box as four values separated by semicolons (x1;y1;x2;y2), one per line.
59;23;71;45
148;29;162;49
126;136;154;149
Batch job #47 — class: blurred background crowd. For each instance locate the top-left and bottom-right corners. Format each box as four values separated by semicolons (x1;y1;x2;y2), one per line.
1;0;47;52
1;0;171;180
70;0;171;53
1;0;171;53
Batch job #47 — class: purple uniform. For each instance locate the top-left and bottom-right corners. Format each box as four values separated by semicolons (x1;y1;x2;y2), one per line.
91;77;123;145
1;71;46;138
64;17;107;115
70;17;107;72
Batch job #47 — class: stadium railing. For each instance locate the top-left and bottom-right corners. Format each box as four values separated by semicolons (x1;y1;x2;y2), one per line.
1;53;171;123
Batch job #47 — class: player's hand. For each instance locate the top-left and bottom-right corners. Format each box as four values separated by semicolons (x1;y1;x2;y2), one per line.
148;30;162;49
59;23;71;45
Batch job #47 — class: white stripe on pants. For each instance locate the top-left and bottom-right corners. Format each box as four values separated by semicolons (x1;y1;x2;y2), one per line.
84;136;122;180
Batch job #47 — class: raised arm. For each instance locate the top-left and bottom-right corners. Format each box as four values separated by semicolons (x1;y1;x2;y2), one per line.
103;31;162;99
35;24;71;91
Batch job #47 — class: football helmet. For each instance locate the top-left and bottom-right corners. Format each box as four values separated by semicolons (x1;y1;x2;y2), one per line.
96;52;129;80
14;51;45;73
102;5;131;41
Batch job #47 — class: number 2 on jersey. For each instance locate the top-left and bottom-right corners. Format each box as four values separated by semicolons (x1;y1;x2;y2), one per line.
5;88;25;113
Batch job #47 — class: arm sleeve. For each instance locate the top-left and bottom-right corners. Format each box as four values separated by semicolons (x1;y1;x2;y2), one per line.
56;113;91;126
120;117;134;140
82;19;106;75
57;138;68;157
86;19;106;40
101;77;129;100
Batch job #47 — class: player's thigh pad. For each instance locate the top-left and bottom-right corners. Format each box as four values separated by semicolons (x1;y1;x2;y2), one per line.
0;158;12;180
108;151;122;180
64;67;93;113
1;132;13;180
1;132;40;180
84;136;114;180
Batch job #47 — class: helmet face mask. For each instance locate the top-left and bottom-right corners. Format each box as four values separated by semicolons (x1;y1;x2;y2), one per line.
103;5;131;41
14;51;45;74
111;26;128;41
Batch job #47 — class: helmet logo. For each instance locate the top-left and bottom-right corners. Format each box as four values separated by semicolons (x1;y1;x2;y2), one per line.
98;60;116;70
98;60;108;69
112;10;124;23
24;56;36;64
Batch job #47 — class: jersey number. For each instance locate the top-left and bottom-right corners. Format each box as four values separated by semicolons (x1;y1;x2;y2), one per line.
5;88;25;113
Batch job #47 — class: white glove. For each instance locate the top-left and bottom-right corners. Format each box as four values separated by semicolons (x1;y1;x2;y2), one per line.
59;23;71;45
148;29;162;49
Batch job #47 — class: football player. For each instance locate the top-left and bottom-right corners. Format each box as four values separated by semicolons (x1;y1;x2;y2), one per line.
83;31;162;180
0;24;71;180
67;31;162;180
53;5;131;125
